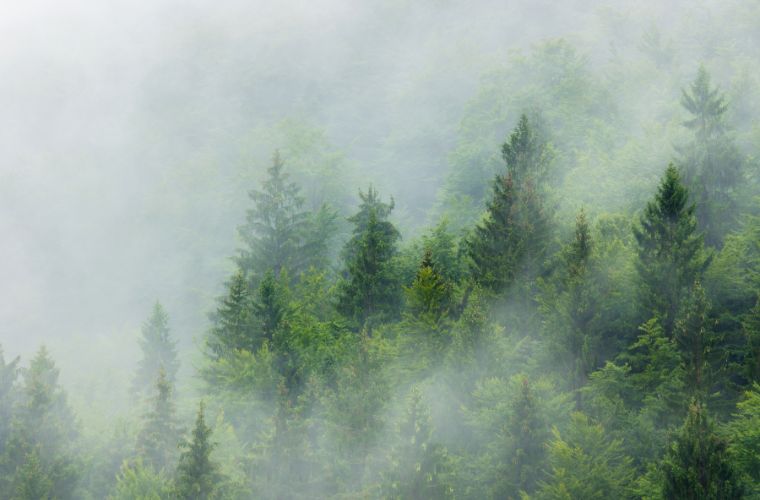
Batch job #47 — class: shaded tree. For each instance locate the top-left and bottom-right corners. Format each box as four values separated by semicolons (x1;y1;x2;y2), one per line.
133;302;179;398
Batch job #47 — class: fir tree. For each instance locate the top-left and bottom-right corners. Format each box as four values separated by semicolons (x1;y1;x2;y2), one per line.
175;401;221;500
237;151;309;280
383;387;453;499
133;302;179;398
404;249;453;320
741;296;760;384
662;401;743;499
680;66;743;247
674;281;713;397
206;270;255;359
137;367;180;473
505;378;546;496
13;448;52;500
337;187;401;327
634;164;709;337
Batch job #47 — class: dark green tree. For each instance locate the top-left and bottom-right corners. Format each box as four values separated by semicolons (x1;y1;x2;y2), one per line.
175;401;221;500
206;270;255;359
137;367;180;473
382;387;453;499
674;281;713;397
337;187;401;327
505;378;546;496
133;302;179;398
679;66;744;247
634;164;709;337
662;401;743;499
741;296;760;384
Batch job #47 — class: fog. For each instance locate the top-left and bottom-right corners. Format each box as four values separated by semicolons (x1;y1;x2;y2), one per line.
1;0;759;498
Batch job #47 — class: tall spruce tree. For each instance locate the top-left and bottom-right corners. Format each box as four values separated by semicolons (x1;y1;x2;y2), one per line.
137;367;180;473
662;401;743;499
467;114;551;293
133;302;179;398
634;164;709;337
679;66;743;247
206;270;255;359
337;187;401;327
505;378;546;496
175;401;221;500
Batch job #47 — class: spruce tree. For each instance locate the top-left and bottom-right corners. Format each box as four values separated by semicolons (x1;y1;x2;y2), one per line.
741;296;760;384
634;164;709;337
137;367;180;473
133;302;179;398
404;249;453;320
505;378;546;496
337;187;401;327
680;66;743;247
175;401;221;500
674;281;713;397
0;345;19;454
238;151;309;280
206;270;255;359
662;401;743;499
13;448;52;500
382;387;453;499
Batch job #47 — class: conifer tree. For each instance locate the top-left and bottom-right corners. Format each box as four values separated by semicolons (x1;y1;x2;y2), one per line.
0;345;19;454
742;296;760;384
404;249;453;320
634;164;709;337
467;115;551;293
680;66;743;247
674;281;713;397
238;151;309;280
175;401;221;500
505;378;546;496
662;401;743;499
206;270;255;359
137;367;180;473
13;448;52;500
383;387;453;499
337;187;401;327
133;302;179;397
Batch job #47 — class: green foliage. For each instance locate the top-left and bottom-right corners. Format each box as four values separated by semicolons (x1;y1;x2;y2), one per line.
109;459;172;500
662;401;744;499
634;164;710;337
136;368;180;473
725;383;760;496
174;402;223;500
133;302;179;398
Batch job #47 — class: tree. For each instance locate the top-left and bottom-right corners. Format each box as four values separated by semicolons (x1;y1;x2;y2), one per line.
741;297;760;384
725;383;760;496
467;115;552;293
137;368;180;473
404;249;453;320
674;281;713;397
337;186;401;327
662;401;743;499
382;387;453;499
679;66;744;247
12;448;52;500
0;345;19;453
175;401;221;500
109;459;172;500
133;302;179;398
505;378;546;496
634;164;709;337
206;270;255;359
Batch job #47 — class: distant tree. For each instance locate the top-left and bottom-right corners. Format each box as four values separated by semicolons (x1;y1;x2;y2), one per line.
0;345;19;453
505;378;546;496
501;113;553;187
133;302;179;398
337;187;401;327
662;401;743;499
175;401;222;500
12;448;52;500
109;459;172;500
741;297;760;384
634;164;709;337
382;387;453;500
679;66;744;247
137;367;180;473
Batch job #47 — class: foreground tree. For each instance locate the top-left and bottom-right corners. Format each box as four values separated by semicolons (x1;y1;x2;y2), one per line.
662;401;743;499
634;164;709;337
175;402;222;500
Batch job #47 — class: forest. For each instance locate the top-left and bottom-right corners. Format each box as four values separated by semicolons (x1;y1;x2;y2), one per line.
1;0;760;499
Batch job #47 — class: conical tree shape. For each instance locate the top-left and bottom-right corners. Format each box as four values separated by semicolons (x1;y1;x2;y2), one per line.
634;164;709;337
137;367;180;472
404;249;452;319
674;281;713;397
662;401;743;499
133;302;179;397
206;270;255;358
742;296;760;384
175;401;221;500
506;378;545;496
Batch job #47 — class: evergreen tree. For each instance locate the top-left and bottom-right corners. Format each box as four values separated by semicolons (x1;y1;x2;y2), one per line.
206;270;255;359
467;115;551;293
175;401;221;500
662;401;743;499
634;164;709;337
382;387;453;499
238;151;309;280
13;448;52;500
674;281;713;397
725;383;760;496
404;249;453;320
679;66;744;247
133;302;179;397
505;378;546;496
337;187;401;327
137;367;180;473
109;459;172;500
741;296;760;384
0;345;19;454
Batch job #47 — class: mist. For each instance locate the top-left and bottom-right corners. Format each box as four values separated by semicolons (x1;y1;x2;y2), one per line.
1;0;759;498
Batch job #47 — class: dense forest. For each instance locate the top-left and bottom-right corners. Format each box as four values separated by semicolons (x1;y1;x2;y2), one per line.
2;1;760;499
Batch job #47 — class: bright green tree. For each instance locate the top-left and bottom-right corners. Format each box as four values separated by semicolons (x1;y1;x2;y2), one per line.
109;459;172;500
175;402;222;500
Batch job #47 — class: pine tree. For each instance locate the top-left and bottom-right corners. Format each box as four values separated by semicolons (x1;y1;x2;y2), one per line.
674;281;713;397
662;401;743;499
467;115;551;293
404;249;453;320
175;401;221;500
505;378;546;496
337;187;401;327
137;367;180;473
13;448;52;500
238;151;309;280
133;302;179;398
680;66;743;247
634;164;709;337
382;387;453;499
